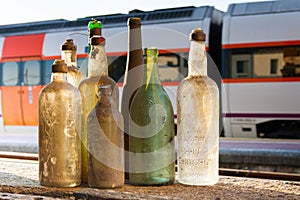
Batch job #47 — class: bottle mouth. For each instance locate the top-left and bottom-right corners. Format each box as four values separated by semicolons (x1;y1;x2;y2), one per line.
98;84;112;95
190;28;206;42
52;59;68;73
128;17;141;26
61;38;77;51
144;47;158;56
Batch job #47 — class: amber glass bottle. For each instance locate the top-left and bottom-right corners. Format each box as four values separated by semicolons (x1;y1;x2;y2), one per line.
87;85;124;189
129;47;175;186
121;17;144;180
38;59;81;187
177;28;219;185
78;35;119;183
61;38;84;87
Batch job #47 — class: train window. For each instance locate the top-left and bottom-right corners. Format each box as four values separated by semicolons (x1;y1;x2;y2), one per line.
23;60;41;85
78;58;88;77
2;62;19;86
270;59;278;74
281;47;300;77
108;55;127;83
158;54;181;82
231;54;252;78
43;60;53;84
253;48;283;77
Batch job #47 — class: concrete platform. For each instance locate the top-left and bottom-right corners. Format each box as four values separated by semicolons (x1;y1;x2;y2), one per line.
0;158;299;199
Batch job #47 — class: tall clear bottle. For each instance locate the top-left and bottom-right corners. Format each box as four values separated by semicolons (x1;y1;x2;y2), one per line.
87;85;124;189
38;59;81;187
121;17;144;180
177;28;219;186
78;35;119;183
129;47;175;186
61;38;84;87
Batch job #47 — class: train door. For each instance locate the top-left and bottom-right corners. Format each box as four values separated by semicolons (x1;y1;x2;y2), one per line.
1;59;42;126
21;59;42;126
1;60;23;125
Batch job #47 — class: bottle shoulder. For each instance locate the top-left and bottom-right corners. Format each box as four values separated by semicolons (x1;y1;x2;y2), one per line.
40;81;81;99
132;84;173;109
178;76;218;91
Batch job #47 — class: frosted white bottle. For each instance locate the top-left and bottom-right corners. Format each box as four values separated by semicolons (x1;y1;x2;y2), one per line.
177;28;219;185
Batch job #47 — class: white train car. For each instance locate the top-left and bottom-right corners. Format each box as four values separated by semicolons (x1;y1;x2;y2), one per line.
0;6;222;133
222;0;300;138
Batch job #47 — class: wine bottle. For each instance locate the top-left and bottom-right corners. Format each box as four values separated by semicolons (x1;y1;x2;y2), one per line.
129;47;175;186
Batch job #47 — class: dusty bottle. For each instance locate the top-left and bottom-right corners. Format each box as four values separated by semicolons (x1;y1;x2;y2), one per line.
87;85;124;189
129;47;175;186
38;59;81;187
121;17;144;180
177;28;219;186
61;38;84;87
78;35;119;183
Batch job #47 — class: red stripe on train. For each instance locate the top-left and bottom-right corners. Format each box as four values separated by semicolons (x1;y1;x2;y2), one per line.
222;40;300;49
222;77;300;83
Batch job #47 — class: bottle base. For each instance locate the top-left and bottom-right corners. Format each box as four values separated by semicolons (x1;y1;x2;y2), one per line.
129;177;174;186
40;181;81;188
178;178;218;186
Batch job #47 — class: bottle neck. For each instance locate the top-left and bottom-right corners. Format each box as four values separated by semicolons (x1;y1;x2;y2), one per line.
128;27;143;70
88;44;108;77
143;53;161;86
124;27;144;85
61;50;77;67
52;72;67;82
188;40;207;76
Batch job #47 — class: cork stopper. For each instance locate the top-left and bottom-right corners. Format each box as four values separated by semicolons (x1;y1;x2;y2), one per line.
91;35;106;45
61;38;77;51
52;59;68;73
190;28;206;41
128;17;141;28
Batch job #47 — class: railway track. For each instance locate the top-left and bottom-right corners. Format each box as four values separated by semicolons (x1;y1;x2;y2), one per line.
1;151;299;182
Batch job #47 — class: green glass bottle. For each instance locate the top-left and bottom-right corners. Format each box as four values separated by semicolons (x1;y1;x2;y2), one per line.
87;85;124;189
129;47;175;186
78;35;119;183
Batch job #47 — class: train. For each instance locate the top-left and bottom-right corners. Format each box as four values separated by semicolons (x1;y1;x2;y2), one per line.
0;0;299;138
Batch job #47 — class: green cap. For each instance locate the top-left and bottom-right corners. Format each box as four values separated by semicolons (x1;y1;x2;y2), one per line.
88;19;102;30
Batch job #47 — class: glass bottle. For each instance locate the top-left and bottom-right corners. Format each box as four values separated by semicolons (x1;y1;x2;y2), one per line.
129;47;175;186
87;85;124;189
38;59;81;187
78;35;119;183
177;28;219;186
121;17;144;180
61;38;84;87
